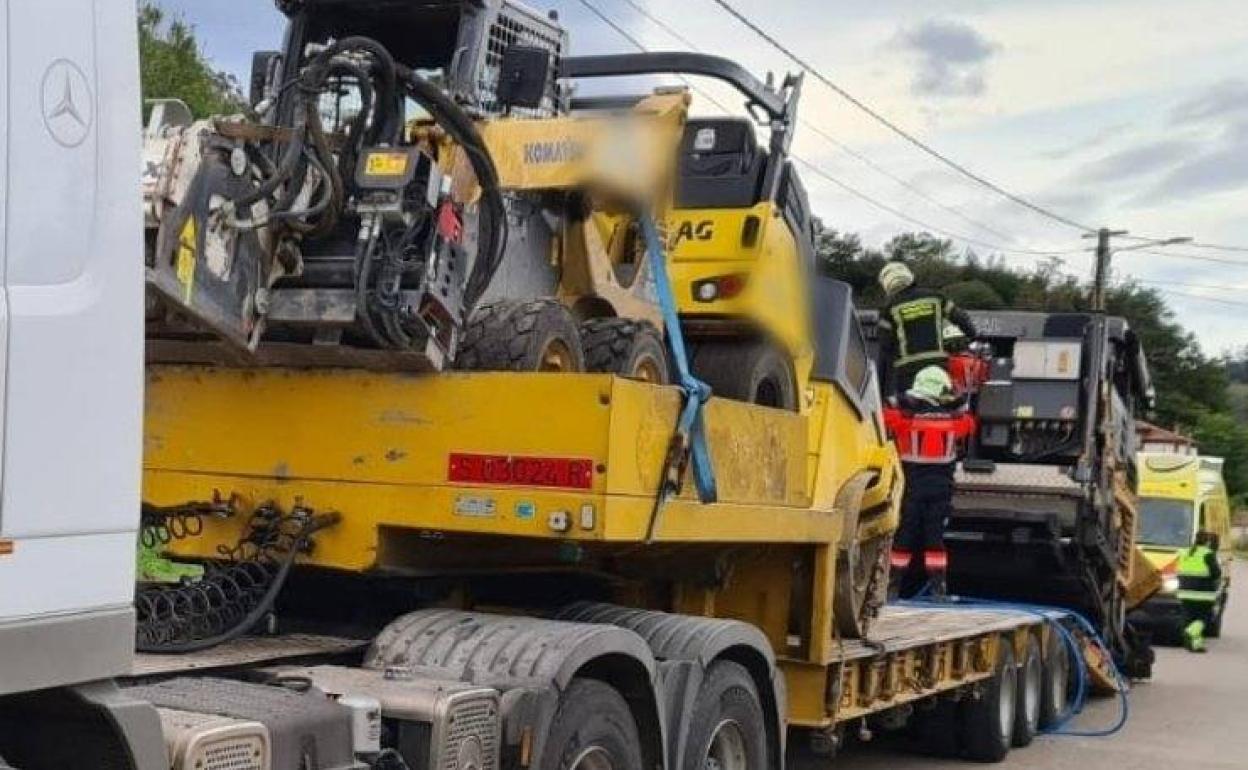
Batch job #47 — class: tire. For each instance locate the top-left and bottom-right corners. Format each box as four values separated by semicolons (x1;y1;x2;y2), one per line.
581;318;671;384
958;638;1016;763
1038;632;1072;730
1013;635;1043;747
681;661;770;770
540;678;645;770
690;341;798;411
457;299;585;372
908;699;960;758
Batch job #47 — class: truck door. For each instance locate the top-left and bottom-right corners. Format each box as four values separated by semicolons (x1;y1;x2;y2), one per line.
0;0;142;656
0;0;8;533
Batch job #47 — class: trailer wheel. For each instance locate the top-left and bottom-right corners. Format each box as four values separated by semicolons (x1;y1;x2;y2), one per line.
457;299;585;373
908;699;960;758
1013;635;1043;747
958;639;1016;762
541;679;645;770
682;661;770;770
1038;632;1071;730
581;318;670;384
690;341;797;411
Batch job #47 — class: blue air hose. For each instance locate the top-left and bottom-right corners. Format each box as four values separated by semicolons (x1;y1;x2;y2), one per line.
899;593;1130;738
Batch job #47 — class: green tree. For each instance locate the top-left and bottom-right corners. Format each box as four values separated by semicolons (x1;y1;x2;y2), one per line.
815;225;1248;495
139;2;244;118
944;279;1006;310
1192;411;1248;495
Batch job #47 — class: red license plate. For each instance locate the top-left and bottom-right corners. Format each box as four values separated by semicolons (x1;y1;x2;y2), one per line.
448;453;595;491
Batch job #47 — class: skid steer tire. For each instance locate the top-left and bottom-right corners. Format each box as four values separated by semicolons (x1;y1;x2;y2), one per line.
457;299;585;373
540;679;644;770
958;639;1016;763
1013;635;1043;747
1038;632;1071;730
682;661;770;770
581;318;671;384
691;341;797;411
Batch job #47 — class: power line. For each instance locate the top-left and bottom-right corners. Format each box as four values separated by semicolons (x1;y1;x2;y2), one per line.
612;0;1048;249
1154;289;1248;308
573;0;1080;258
703;0;1099;234
794;159;1078;257
1134;248;1248;267
1187;241;1248;254
1130;277;1248;294
1062;272;1248;307
1120;235;1248;254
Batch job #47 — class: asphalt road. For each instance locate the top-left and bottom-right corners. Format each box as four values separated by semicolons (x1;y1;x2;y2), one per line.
798;560;1247;770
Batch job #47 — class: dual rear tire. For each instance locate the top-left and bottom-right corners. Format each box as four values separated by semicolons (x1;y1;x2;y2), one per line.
958;640;1017;762
542;662;770;770
912;632;1053;763
541;679;645;770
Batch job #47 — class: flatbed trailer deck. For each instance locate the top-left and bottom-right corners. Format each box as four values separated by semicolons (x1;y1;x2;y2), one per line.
126;603;1076;760
126;365;1093;766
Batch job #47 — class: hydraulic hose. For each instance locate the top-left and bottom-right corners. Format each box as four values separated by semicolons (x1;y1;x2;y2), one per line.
397;66;508;313
901;593;1131;738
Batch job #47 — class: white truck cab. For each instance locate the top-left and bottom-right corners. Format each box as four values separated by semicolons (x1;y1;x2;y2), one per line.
0;0;143;696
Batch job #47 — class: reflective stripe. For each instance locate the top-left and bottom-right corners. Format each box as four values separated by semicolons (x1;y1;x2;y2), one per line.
923;549;948;570
1177;590;1219;603
890;296;945;365
896;349;949;368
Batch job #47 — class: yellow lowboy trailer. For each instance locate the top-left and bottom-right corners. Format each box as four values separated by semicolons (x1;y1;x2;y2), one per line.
143;366;1079;766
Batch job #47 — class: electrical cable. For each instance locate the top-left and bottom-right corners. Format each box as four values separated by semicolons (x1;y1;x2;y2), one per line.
574;0;1083;258
1129;277;1248;295
1186;241;1248;254
396;65;509;311
1121;236;1248;254
591;1;1248;266
1155;289;1248;308
702;0;1098;233
1134;248;1248;267
612;0;1050;249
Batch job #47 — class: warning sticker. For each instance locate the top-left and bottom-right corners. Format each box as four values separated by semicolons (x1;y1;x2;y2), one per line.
365;152;410;177
175;217;197;304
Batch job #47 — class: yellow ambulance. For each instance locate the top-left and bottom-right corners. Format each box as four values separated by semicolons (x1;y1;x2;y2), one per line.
1131;452;1234;639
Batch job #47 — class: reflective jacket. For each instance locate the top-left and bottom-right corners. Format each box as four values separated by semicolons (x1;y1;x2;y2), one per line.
1177;545;1221;603
883;393;975;465
878;287;977;370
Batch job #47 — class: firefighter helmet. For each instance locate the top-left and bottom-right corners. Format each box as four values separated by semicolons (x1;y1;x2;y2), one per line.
909;365;954;403
879;262;915;297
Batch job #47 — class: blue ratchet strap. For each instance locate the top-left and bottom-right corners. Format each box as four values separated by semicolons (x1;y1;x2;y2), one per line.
639;213;717;541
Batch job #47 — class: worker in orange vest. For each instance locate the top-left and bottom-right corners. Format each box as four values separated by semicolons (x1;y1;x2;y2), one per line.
885;366;975;599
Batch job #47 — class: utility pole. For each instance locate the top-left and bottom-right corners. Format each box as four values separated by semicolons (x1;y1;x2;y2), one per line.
1090;228;1127;312
1082;229;1190;312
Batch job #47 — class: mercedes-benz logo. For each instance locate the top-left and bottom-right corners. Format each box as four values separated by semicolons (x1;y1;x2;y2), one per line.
41;59;94;148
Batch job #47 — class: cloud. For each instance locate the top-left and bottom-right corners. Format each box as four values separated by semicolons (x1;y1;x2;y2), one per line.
1039;123;1131;160
1080;139;1193;183
1171;79;1248;126
897;19;1001;98
1135;120;1248;204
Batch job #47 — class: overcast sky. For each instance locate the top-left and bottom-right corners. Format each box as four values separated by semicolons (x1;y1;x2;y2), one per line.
163;0;1248;354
